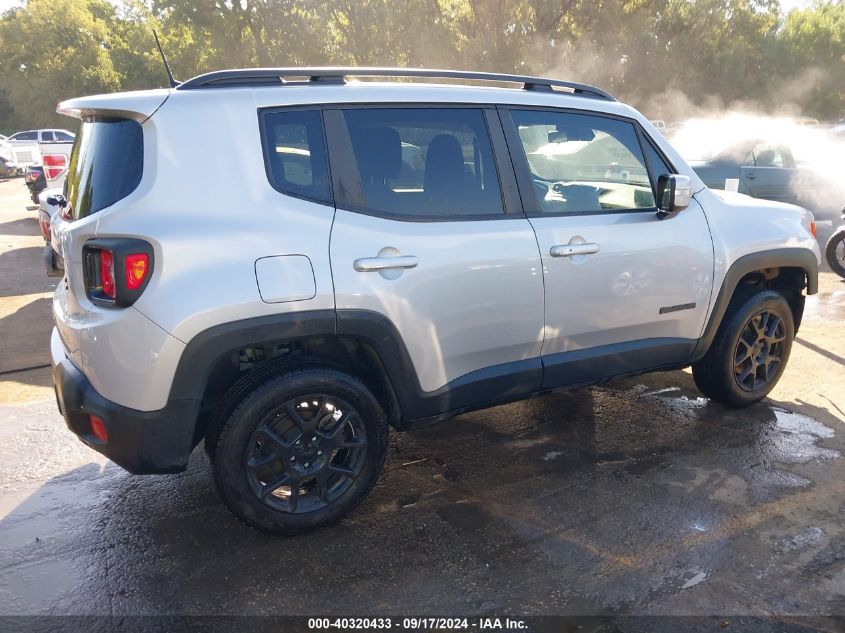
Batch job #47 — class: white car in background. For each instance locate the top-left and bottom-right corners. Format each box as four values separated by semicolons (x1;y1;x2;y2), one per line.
5;129;75;146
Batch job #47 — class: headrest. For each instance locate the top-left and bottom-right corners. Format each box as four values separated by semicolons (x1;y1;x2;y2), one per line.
755;150;776;167
424;134;466;194
351;126;402;181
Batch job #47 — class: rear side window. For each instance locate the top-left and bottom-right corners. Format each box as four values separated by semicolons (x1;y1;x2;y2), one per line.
12;131;37;141
65;119;143;220
260;109;331;204
342;108;504;218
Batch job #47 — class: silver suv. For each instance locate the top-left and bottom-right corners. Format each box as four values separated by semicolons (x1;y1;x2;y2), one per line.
50;68;820;534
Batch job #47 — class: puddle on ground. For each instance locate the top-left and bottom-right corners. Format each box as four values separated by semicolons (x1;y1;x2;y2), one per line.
638;385;709;418
774;526;824;554
768;408;840;464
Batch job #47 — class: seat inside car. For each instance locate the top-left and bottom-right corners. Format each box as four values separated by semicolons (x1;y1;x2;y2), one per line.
424;134;476;213
351;126;403;210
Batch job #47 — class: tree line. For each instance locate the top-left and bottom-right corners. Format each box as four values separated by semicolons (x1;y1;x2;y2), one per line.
1;0;844;132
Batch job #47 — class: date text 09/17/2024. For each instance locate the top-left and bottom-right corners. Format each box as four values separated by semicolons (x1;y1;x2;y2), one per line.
307;617;528;630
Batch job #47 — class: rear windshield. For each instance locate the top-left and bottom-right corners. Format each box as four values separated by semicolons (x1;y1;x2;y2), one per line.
65;119;143;220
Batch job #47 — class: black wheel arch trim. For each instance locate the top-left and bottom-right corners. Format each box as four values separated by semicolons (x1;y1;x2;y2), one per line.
692;247;818;360
165;309;542;441
168;310;338;403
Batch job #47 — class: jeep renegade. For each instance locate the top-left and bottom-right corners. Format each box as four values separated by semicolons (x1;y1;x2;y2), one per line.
50;68;820;533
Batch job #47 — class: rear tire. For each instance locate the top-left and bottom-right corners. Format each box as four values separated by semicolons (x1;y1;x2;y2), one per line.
692;289;794;408
212;367;389;534
825;227;845;279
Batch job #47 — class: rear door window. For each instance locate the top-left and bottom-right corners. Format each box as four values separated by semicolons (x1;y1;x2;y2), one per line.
65;119;144;220
260;109;332;204
340;108;504;219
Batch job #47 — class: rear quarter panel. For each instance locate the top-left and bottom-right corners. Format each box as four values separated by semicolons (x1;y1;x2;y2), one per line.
93;89;337;345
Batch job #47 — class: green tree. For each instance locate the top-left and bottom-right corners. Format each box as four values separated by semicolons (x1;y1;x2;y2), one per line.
782;1;845;119
0;0;122;129
0;0;844;131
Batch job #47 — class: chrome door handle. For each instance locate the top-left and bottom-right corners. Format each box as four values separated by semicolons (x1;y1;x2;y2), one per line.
353;255;419;272
746;173;756;180
550;243;600;258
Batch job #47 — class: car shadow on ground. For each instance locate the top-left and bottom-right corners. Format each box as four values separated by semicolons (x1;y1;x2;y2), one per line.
795;337;845;367
0;246;55;299
1;370;843;620
0;297;53;377
0;217;40;237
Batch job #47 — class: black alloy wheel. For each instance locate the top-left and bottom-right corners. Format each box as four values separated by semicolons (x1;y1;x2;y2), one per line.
733;310;786;392
245;395;368;513
213;367;388;534
692;289;794;407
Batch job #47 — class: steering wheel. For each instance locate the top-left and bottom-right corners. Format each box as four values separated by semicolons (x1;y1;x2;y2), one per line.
532;179;550;200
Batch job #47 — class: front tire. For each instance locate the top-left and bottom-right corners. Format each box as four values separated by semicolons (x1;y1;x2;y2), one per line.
692;289;794;407
825;227;845;278
212;367;389;534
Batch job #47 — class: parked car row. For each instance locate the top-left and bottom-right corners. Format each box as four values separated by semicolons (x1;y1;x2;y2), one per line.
1;128;75;197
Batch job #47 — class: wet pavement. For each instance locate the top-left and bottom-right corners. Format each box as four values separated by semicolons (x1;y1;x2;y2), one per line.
1;178;845;625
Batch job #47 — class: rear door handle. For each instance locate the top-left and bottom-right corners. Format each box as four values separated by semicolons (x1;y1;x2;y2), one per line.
745;172;756;180
550;243;600;258
353;255;419;272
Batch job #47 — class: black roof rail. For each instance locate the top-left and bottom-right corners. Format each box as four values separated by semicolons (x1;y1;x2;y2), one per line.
175;67;616;101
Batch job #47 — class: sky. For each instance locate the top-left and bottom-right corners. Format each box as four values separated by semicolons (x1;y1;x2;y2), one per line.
0;0;821;16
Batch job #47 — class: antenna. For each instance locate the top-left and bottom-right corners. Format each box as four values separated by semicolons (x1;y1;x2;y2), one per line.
152;29;180;88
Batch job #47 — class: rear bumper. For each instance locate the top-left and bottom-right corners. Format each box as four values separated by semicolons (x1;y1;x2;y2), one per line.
51;328;196;474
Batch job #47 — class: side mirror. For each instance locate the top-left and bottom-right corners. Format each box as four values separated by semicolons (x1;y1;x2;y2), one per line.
46;194;67;208
656;174;692;220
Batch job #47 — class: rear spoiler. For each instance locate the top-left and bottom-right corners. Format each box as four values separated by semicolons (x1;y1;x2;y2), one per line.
57;89;171;123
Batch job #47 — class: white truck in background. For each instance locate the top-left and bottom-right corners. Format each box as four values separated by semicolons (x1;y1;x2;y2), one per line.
24;138;74;204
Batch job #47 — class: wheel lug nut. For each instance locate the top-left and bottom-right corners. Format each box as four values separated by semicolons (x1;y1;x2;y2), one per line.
317;450;323;456
305;462;310;468
311;436;317;441
291;456;296;462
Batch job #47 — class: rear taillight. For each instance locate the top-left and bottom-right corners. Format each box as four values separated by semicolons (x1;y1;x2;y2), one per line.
99;249;116;299
83;239;154;307
42;154;67;181
38;216;50;240
124;253;149;290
